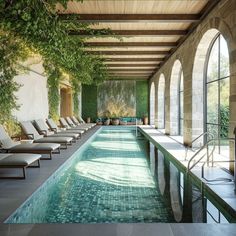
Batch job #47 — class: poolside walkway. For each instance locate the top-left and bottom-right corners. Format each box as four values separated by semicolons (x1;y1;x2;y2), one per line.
0;126;101;223
138;125;236;221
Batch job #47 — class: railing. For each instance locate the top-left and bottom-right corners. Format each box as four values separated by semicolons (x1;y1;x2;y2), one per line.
201;138;236;191
187;139;216;171
185;131;214;160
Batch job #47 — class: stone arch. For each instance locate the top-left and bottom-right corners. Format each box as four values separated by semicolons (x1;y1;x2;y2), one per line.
191;16;234;143
157;74;165;129
192;29;220;143
170;60;183;135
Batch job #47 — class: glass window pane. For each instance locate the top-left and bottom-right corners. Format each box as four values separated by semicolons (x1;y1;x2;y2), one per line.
220;77;229;138
207;124;218;140
207;37;219;82
207;82;218;124
220;35;230;78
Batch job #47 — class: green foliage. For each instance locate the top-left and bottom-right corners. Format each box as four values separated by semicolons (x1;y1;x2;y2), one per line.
136;81;148;118
0;32;28;124
0;0;109;84
82;85;97;122
0;0;110;124
206;37;230;140
44;61;62;121
220;105;229;138
72;78;81;116
4;117;21;137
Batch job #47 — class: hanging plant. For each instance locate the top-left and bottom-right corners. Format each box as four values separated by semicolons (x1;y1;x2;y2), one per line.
0;32;28;125
0;0;111;126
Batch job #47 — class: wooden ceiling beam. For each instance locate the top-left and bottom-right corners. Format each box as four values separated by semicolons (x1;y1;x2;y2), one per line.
148;0;221;80
108;68;154;71
84;42;177;47
59;14;200;23
109;73;152;75
70;30;187;36
106;64;157;67
109;71;152;73
109;76;149;79
105;58;163;62
87;51;169;55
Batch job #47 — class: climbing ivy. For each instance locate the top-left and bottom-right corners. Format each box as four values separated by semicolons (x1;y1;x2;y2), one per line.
72;78;81;116
0;0;110;124
43;61;62;121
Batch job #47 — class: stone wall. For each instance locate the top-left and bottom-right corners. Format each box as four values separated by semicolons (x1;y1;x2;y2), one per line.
149;0;236;161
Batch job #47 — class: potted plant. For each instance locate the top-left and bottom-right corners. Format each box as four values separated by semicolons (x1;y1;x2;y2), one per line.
104;117;111;126
143;113;148;125
86;117;91;123
111;117;120;125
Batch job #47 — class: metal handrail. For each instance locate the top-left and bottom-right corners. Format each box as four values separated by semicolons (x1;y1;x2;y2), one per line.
187;139;216;171
191;132;210;147
201;138;236;190
185;131;214;160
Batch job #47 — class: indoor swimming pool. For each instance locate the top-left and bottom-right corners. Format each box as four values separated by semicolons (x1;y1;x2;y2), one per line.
6;127;232;223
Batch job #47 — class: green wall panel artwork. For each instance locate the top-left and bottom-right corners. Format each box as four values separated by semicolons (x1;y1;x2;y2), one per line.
97;81;136;117
82;80;148;120
82;85;97;122
136;81;148;118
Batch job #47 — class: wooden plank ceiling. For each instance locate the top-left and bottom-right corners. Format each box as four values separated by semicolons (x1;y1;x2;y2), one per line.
57;0;220;80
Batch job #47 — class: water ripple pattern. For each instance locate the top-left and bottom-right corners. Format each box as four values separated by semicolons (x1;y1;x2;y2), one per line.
7;127;174;223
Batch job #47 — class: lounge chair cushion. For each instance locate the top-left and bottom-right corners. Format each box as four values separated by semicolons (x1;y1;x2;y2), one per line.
10;143;60;152
21;121;72;143
65;117;76;127
72;116;96;127
34;119;52;135
60;118;88;131
0;153;41;166
71;116;80;125
59;118;70;128
0;126;22;149
35;119;79;138
34;136;72;144
47;118;59;130
47;119;84;135
21;121;44;140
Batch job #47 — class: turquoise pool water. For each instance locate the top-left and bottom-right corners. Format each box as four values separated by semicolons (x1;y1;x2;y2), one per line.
6;127;174;223
6;127;231;223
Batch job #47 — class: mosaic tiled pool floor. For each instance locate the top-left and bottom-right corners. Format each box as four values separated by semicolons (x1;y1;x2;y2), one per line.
7;128;174;223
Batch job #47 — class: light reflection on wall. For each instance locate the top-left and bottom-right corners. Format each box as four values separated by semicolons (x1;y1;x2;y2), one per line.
97;81;136;117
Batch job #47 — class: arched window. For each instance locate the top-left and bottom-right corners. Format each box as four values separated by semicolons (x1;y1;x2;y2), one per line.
170;60;183;136
179;71;184;136
150;82;155;126
158;75;165;129
205;34;230;153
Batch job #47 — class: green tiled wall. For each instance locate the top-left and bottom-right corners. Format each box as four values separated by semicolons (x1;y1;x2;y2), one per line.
82;85;97;122
136;81;148;118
